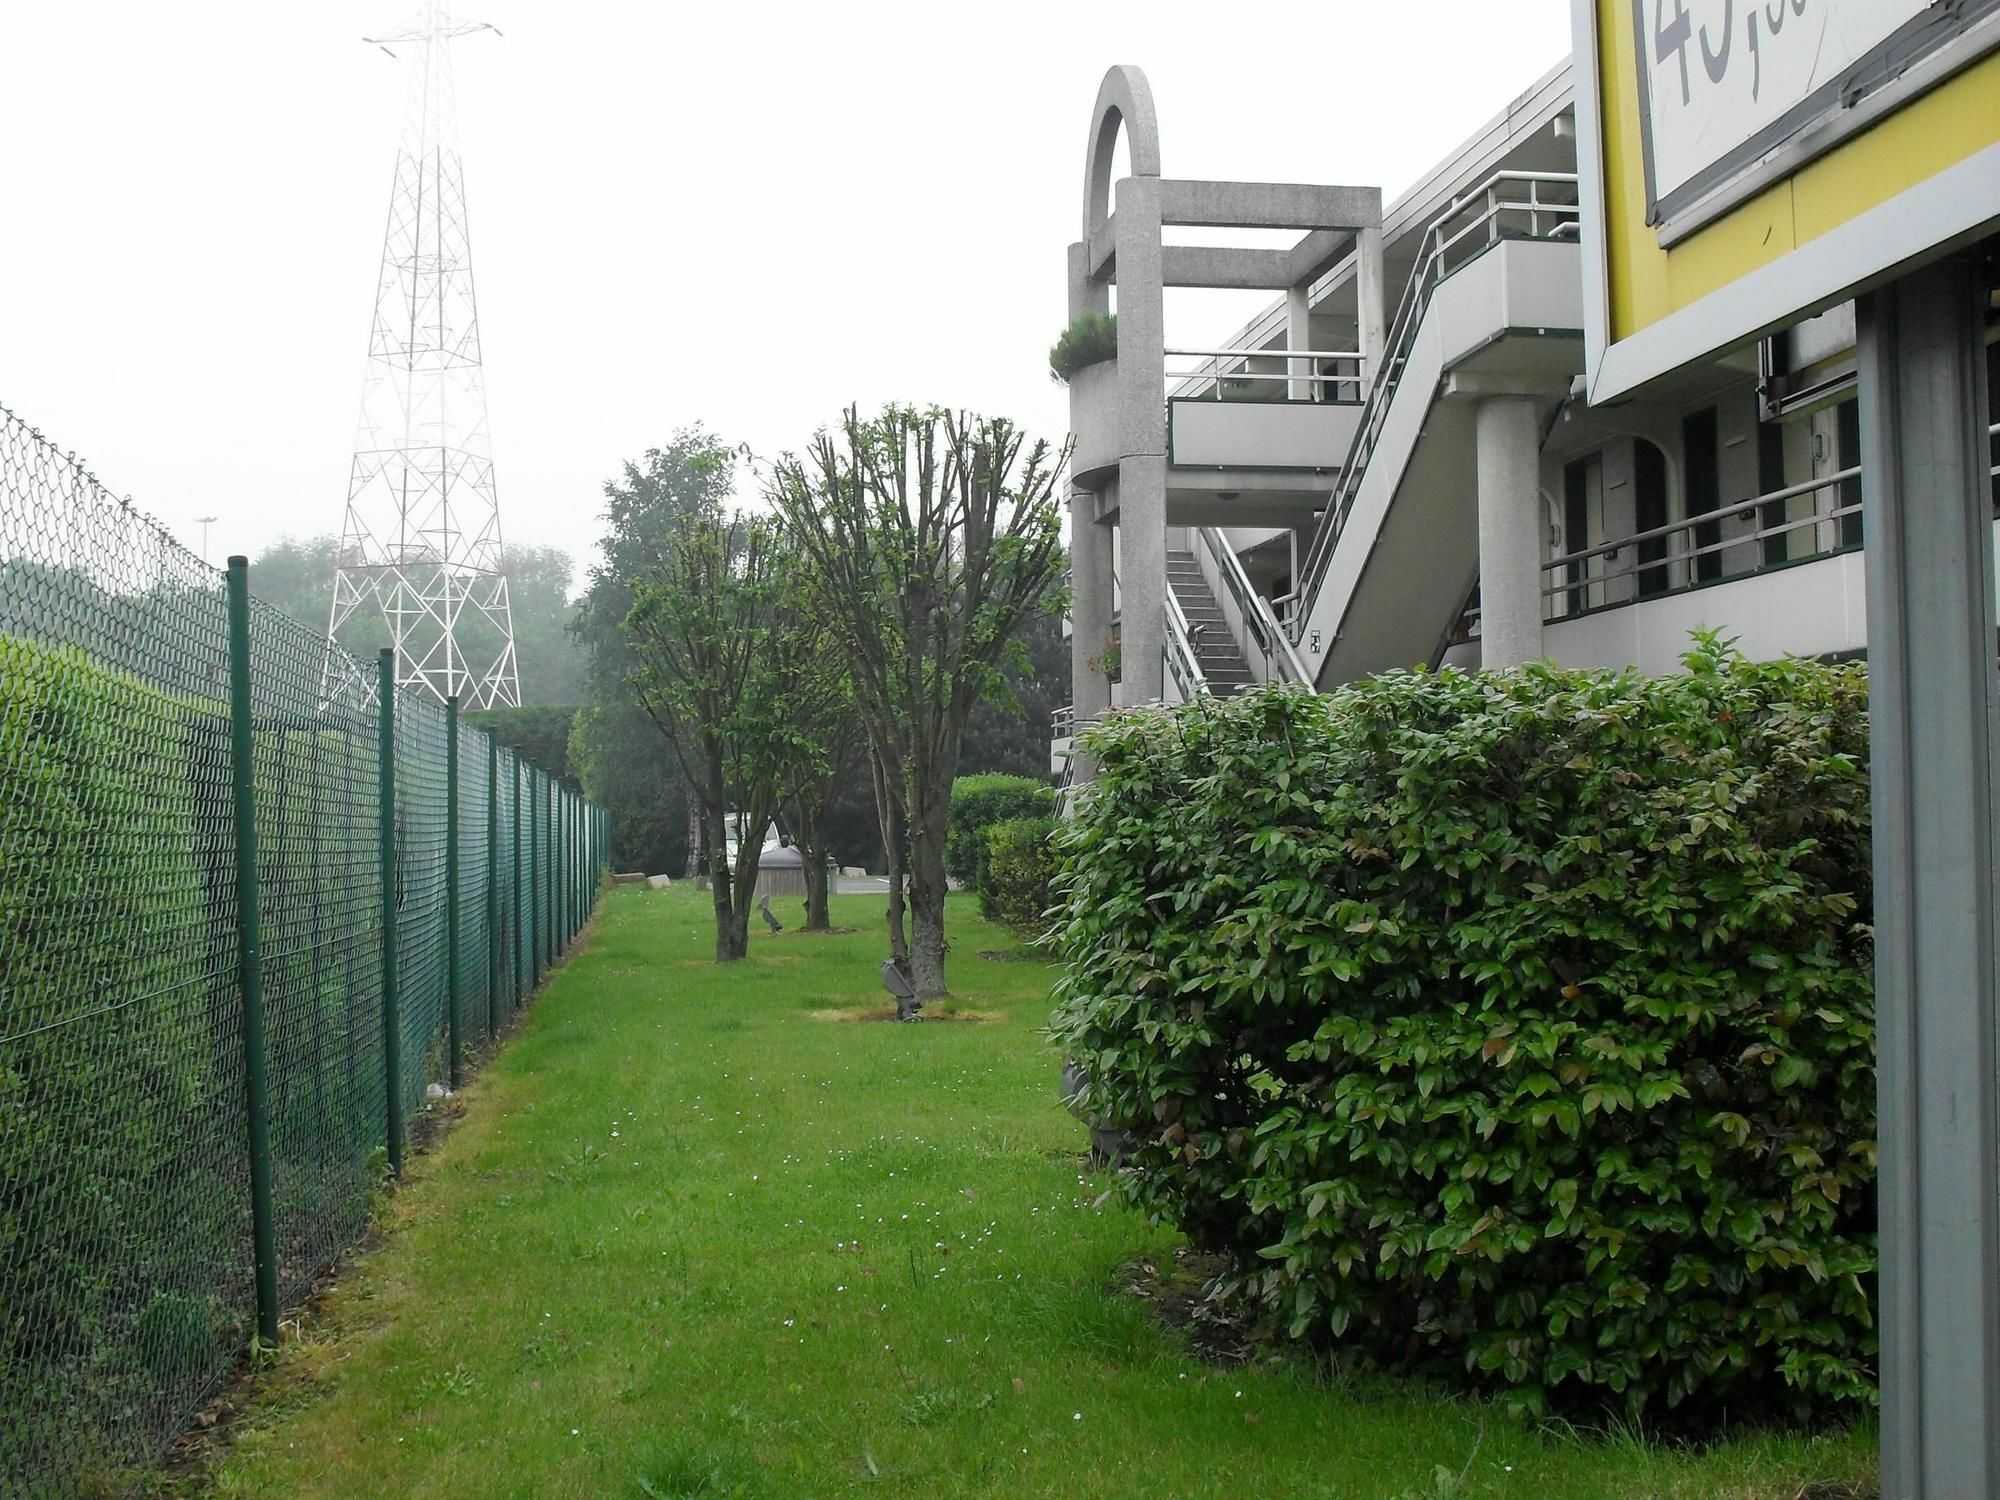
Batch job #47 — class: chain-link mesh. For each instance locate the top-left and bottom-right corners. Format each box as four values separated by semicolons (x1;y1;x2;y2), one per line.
455;719;490;1053
393;694;450;1119
0;404;608;1493
244;597;383;1311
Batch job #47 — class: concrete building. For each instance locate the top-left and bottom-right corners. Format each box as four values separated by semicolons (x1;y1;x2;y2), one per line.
1055;61;2000;774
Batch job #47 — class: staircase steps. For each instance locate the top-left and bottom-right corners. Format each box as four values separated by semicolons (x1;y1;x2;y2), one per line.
1166;551;1254;697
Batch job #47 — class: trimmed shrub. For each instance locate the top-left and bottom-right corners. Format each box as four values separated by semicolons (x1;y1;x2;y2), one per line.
978;815;1060;934
1048;312;1117;384
946;773;1053;885
1048;640;1875;1426
0;637;239;1478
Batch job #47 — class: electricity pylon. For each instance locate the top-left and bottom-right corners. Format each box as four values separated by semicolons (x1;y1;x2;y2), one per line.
328;1;519;708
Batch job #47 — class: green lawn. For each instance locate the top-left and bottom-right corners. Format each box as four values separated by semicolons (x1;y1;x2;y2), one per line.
202;886;1875;1499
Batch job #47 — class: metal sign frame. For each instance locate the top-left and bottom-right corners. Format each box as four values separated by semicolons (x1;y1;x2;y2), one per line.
1573;0;2000;404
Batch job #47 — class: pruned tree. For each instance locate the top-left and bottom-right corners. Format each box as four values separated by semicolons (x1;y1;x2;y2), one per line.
626;506;796;961
766;405;1069;1001
769;624;858;932
576;431;738;879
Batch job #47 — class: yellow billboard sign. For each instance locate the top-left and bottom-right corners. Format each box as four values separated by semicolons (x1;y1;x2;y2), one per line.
1574;0;2000;401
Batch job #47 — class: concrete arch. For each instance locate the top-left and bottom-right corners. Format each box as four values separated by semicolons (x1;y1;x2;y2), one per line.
1083;65;1160;241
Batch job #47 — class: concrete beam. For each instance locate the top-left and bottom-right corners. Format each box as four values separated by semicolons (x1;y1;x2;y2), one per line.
1159;179;1381;231
1441;371;1572;403
1087;211;1118;283
1286;228;1359;287
1160;246;1295;289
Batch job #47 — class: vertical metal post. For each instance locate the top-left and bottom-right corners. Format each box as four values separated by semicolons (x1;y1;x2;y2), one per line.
530;771;543;987
225;558;279;1346
486;733;500;1041
377;649;404;1177
1860;257;2000;1500
510;753;522;1004
445;695;462;1090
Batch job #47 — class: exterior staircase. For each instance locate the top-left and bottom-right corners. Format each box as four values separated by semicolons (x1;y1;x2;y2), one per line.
1167;551;1253;696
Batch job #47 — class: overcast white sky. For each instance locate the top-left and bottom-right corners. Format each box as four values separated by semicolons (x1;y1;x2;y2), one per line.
0;2;1569;581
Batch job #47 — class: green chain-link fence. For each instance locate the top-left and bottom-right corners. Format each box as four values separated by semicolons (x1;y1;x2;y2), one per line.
0;404;611;1494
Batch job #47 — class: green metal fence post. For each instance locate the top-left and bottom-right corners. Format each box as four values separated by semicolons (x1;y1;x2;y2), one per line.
530;771;543;988
544;773;555;969
225;557;280;1346
445;695;462;1090
377;649;404;1177
486;733;500;1042
511;753;523;1005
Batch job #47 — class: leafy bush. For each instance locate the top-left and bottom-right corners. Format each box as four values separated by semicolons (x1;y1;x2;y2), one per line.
947;774;1053;885
1048;641;1876;1426
978;815;1060;934
1048;313;1118;384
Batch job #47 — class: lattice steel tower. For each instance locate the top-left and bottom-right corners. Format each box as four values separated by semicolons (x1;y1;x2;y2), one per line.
329;2;519;708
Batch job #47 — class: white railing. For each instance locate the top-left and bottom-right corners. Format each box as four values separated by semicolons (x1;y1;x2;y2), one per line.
1166;347;1365;402
1164;584;1209;701
1197;526;1311;684
1291;170;1581;637
1540;421;2000;620
1095;563;1210;702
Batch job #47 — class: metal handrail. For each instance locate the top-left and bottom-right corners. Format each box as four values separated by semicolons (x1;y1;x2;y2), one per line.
1164;584;1209;700
1167;346;1366;401
1545;466;1859;575
1198;526;1311;684
1168;347;1365;360
1291;171;1581;637
1168;350;1368;402
1542;422;2000;613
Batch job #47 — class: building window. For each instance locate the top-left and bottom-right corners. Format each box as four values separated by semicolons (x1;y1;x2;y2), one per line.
1987;337;1998;512
1635;439;1670;598
1683;406;1721;583
1757;417;1788;568
1836;397;1862;550
1562;454;1602;616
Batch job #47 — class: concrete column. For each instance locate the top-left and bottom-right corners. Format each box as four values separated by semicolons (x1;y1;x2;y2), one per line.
1117;455;1168;703
1113;174;1167;705
1473;395;1543;669
1287;285;1313;401
1356;224;1387;390
1067;239;1105;322
1861;258;2000;1500
1069;489;1113;727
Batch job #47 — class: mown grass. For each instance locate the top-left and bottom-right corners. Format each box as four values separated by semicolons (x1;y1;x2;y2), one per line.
199;886;1876;1499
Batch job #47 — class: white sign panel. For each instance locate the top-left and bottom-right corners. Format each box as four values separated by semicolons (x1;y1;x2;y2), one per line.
1632;0;1951;224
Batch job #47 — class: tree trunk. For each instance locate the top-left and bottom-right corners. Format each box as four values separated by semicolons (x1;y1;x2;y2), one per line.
906;789;951;999
684;794;704;882
799;806;831;931
703;747;743;962
869;745;909;964
729;828;759;959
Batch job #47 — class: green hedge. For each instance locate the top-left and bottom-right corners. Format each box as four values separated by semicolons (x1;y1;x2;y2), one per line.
946;773;1053;886
1048;641;1876;1426
1048;312;1117;384
0;638;240;1480
978;815;1060;934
